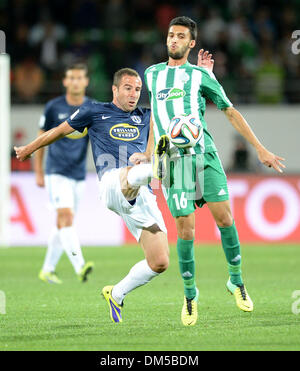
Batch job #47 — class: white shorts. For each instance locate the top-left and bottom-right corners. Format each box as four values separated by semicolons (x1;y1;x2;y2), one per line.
45;174;85;212
99;168;167;242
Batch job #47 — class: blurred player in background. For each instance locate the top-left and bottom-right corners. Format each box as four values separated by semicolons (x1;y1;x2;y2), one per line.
35;63;94;284
145;16;285;326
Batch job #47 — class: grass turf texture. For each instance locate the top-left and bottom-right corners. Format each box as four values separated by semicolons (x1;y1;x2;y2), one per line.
0;245;299;351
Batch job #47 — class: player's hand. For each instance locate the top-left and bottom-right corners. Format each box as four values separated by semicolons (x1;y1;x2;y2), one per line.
197;49;214;72
257;147;286;173
14;146;32;162
129;152;149;165
35;172;45;187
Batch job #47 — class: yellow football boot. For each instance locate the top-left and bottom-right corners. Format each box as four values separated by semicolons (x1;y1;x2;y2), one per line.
153;135;170;180
78;261;94;282
226;278;253;312
39;270;62;284
101;285;123;323
181;288;199;326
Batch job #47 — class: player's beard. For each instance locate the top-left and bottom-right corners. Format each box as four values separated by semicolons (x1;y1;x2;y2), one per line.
167;44;190;60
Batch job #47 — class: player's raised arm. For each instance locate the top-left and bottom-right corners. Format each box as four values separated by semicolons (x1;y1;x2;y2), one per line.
223;106;286;173
15;121;74;162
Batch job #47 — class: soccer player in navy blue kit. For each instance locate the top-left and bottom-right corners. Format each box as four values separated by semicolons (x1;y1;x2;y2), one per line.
35;63;94;284
16;68;169;323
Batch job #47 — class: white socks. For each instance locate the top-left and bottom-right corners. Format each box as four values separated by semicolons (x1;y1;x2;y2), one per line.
127;164;153;188
42;226;85;274
58;226;85;274
112;259;159;305
42;228;63;273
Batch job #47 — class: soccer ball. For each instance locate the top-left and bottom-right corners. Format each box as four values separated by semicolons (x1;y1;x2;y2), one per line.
168;114;203;148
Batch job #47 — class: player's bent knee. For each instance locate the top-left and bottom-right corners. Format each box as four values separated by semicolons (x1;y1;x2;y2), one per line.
150;256;169;273
57;209;74;229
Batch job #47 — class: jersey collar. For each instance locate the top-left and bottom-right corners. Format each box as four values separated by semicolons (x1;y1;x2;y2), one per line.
166;61;191;69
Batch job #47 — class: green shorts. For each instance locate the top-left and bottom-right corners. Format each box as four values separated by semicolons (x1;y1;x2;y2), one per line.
162;151;229;217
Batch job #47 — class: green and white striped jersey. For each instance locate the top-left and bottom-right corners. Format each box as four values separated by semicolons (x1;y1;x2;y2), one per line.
144;61;233;155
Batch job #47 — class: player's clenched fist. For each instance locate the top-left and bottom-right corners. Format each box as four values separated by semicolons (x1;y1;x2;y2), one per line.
14;145;31;162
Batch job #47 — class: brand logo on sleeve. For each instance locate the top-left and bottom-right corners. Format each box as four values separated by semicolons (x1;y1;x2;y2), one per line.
156;88;186;101
70;109;79;120
110;124;140;141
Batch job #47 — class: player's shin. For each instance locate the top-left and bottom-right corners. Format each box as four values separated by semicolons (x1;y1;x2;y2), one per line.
218;221;243;286
127;164;153;188
42;227;63;272
177;238;197;300
58;226;85;274
111;259;159;305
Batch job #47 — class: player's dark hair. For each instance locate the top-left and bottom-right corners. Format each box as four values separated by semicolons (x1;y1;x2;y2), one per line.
64;63;88;77
168;16;197;41
113;68;140;87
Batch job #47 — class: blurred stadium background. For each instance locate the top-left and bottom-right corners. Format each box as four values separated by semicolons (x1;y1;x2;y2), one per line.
1;0;300;247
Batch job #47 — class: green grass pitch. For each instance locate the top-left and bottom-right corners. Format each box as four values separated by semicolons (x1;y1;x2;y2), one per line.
0;244;300;351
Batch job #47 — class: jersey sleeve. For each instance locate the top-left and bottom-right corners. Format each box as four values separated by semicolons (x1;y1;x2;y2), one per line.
39;101;53;131
201;69;233;110
66;102;93;132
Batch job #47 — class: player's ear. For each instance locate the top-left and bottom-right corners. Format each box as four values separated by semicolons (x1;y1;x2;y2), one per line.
189;40;196;49
112;84;118;95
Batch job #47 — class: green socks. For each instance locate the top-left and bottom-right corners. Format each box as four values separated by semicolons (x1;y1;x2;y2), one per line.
177;222;243;296
218;221;243;286
177;238;197;299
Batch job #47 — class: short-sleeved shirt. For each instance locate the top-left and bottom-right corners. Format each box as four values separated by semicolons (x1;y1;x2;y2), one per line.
39;95;90;180
66;101;151;180
144;61;233;155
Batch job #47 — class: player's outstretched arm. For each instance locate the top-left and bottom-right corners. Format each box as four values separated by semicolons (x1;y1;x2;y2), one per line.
34;129;46;187
15;121;74;162
223;106;286;173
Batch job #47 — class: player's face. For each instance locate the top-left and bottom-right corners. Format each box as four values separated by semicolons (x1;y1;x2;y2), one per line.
113;75;142;112
63;69;89;96
167;25;195;60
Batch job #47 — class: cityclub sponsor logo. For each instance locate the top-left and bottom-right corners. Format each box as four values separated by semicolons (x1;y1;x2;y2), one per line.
110;123;140;141
156;88;186;101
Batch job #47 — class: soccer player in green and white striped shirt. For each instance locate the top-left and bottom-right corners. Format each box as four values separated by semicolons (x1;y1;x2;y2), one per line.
144;16;285;326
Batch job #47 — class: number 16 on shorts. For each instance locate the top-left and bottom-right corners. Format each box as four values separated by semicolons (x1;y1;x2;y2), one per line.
173;192;188;210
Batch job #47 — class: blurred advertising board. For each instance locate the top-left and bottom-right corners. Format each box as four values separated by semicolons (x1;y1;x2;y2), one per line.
10;173;300;246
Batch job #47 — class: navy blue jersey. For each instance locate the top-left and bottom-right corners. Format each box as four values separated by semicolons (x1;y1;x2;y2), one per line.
66;101;151;180
39;95;90;180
